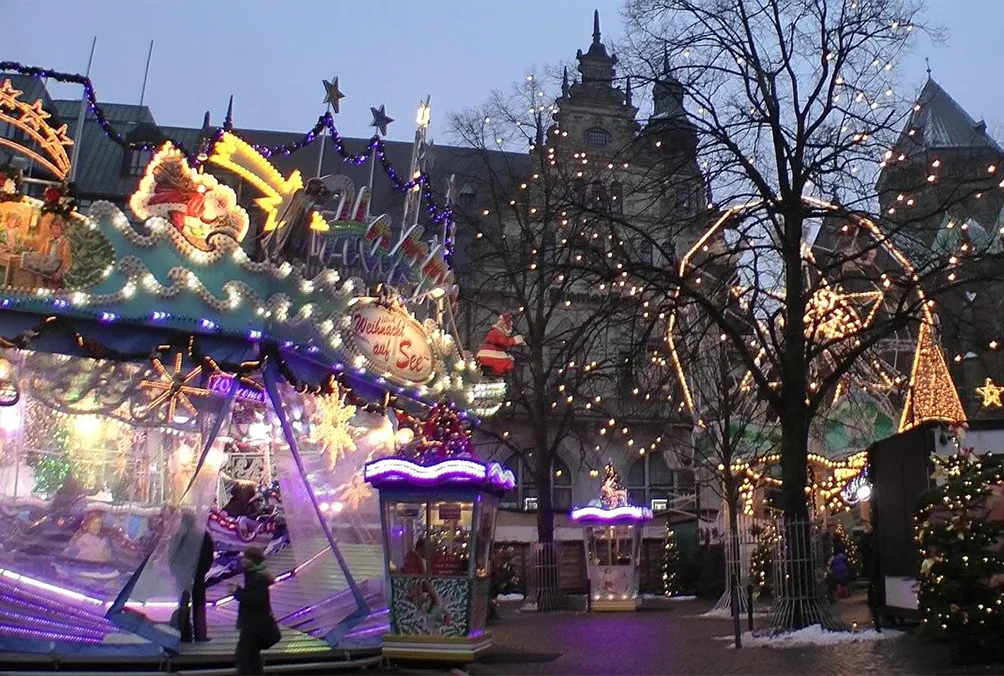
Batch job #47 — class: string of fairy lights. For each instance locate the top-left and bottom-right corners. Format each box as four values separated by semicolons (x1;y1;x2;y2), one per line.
473;31;1004;513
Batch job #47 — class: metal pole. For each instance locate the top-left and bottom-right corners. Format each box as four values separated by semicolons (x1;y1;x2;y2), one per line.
747;582;754;631
731;574;742;648
315;102;331;179
68;37;97;183
139;41;155;107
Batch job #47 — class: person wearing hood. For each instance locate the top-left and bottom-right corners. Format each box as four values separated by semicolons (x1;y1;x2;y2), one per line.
232;547;278;675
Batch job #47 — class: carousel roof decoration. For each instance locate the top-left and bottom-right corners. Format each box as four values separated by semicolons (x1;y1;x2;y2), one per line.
0;67;478;404
0;78;73;180
363;402;515;493
570;462;653;525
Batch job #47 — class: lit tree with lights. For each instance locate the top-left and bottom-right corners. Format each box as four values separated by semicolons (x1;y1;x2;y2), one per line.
916;442;1004;659
449;59;679;609
563;0;1004;629
662;523;680;596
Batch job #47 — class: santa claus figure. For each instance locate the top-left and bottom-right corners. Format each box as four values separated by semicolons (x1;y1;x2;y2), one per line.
476;313;524;376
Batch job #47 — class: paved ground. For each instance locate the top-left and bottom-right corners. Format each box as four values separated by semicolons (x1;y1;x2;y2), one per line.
380;596;1004;676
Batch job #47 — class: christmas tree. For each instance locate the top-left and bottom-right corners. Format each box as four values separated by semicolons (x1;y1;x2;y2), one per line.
64;220;116;290
494;544;522;595
662;524;679;596
832;523;859;577
916;448;1004;648
411;403;475;463
749;522;779;601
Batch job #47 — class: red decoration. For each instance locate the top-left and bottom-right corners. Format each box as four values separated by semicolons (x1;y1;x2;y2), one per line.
476;313;524;376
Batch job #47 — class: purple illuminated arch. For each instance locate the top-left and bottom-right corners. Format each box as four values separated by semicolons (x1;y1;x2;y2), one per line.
363;457;516;493
569;504;654;525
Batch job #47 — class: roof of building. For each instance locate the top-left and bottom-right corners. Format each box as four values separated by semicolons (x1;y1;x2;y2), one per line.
51;98;162;199
891;77;1004;156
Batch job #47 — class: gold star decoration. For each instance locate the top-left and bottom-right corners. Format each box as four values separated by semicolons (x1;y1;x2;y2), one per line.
0;79;73;179
137;352;211;422
976;378;1003;409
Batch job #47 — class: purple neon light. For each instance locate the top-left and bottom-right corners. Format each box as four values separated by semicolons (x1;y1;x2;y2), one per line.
363;457;515;492
569;505;654;524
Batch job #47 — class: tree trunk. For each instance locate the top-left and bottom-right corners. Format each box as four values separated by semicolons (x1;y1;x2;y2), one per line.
778;209;815;629
533;462;562;611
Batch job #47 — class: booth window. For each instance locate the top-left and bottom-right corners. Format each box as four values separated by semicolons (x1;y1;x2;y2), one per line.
502;453;572;512
627;453;681;512
384;500;474;576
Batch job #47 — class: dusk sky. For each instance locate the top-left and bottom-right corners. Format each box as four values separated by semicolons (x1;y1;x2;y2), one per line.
5;1;1003;145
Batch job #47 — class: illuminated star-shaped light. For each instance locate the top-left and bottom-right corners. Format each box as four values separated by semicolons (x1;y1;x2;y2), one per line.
322;76;345;114
369;104;394;136
0;79;23;100
976;378;1003;408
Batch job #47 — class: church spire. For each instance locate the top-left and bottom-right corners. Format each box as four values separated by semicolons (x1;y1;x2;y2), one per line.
562;66;570;97
224;95;235;131
625;76;632;107
593;9;601;46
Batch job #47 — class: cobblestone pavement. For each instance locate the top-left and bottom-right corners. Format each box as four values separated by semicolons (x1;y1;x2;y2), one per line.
380;597;1004;676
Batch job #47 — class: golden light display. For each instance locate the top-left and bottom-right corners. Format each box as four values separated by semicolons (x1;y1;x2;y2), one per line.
208;132;328;233
309;390;357;468
0;79;73;180
900;320;967;426
137;351;210;422
975;377;1004;409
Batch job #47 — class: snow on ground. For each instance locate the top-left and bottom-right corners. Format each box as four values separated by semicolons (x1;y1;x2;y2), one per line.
701;607;770;618
642;594;698;601
715;624;901;649
496;593;525;601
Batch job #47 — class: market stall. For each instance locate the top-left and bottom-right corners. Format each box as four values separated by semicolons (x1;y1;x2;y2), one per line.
364;422;514;661
571;463;652;611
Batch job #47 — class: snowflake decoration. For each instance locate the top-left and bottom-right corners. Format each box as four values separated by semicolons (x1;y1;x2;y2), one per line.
310;391;357;468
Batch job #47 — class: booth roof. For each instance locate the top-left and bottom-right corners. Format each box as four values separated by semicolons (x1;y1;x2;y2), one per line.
363;457;516;494
569;504;654;525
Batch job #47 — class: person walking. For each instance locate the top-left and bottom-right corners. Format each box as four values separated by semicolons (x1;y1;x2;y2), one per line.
191;529;214;642
233;547;279;675
830;549;852;598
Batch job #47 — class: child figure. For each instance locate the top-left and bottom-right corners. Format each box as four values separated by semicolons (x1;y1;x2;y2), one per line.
830;549;852;598
65;512;111;563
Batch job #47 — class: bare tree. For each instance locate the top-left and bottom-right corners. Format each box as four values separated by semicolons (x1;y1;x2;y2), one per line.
550;0;1004;627
448;74;667;609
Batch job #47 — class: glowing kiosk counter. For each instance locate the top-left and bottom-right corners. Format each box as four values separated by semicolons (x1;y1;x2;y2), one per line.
571;503;653;611
364;456;514;662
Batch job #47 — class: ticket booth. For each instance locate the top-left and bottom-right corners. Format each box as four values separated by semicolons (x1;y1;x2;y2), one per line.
364;456;514;661
571;504;653;611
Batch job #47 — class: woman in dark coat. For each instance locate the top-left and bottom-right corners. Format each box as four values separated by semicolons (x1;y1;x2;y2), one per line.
233;546;275;675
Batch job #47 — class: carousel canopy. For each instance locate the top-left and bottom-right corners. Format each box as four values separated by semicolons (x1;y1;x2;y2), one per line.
0;76;476;403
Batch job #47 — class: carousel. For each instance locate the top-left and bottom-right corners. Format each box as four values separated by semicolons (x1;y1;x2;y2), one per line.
0;67;499;669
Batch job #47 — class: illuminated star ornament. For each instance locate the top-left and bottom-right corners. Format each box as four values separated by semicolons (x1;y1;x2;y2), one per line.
976;378;1003;409
322;76;346;114
369;105;394;136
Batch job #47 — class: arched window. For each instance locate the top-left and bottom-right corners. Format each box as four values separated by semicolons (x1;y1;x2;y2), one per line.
585;127;612;148
610;180;623;214
502;453;572;512
627;453;693;513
